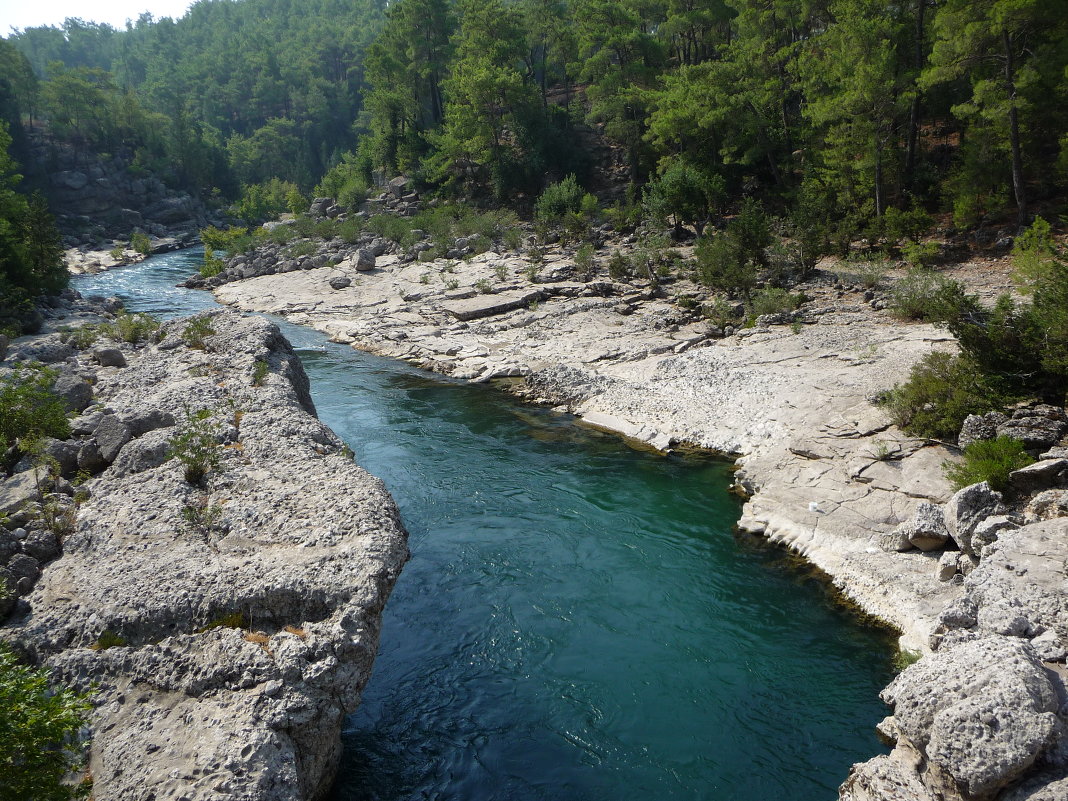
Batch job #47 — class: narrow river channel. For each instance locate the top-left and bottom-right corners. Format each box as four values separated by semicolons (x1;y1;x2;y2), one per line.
74;248;894;801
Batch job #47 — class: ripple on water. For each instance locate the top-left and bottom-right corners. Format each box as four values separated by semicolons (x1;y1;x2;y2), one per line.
73;250;895;801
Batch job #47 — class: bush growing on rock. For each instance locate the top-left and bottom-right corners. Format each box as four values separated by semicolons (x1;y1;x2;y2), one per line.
750;287;804;317
181;316;215;350
535;175;594;228
0;364;71;453
880;352;1007;441
129;231;152;255
167;409;222;485
944;436;1034;492
0;646;91;801
643;159;724;236
694;233;756;298
888;268;966;321
103;312;159;344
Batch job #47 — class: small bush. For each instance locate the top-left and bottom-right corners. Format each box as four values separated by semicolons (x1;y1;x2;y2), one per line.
201;226;257;256
59;325;100;349
285;240;317;258
880;352;1006;441
535;175;590;226
0;364;71;450
503;228;523;251
474;278;494;294
252;359;269;387
750;288;803;317
182;316;216;350
130;231;152;255
694;233;757;297
105;312;160;344
901;240;940;270
575;242;595;279
90;630;127;650
109;246;125;261
607;250;632;281
0;646;92;800
167;409;222;485
703;297;742;328
944;436;1034;492
888;269;967;322
200;253;224;278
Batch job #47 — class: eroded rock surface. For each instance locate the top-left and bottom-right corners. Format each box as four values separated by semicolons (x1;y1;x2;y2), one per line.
1;310;409;801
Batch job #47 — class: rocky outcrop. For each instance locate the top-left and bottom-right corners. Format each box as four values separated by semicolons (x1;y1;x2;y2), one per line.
26;136;214;246
1;309;409;800
204;225;1068;800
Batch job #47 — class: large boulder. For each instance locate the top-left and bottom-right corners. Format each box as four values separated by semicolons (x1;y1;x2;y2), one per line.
943;482;1006;555
93;415;133;464
906;502;951;552
958;411;1008;449
53;373;94;412
882;636;1059;798
355;249;376;271
997;406;1068;452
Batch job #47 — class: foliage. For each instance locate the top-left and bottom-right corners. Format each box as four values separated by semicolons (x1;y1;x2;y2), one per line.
167;408;222;485
643;160;724;235
694;233;756;298
944;436;1034;493
0;363;70;450
880;352;1006;441
181;315;216;350
200;253;224;278
201;226;258;256
231;179;303;225
901;241;940;270
252;359;269;387
129;231;152;255
103;312;160;344
888;269;967;322
750;288;803;317
0;646;91;801
0;124;67;335
535;175;592;226
574;242;595;279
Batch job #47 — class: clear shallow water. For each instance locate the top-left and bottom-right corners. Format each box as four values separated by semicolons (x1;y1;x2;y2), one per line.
74;250;894;801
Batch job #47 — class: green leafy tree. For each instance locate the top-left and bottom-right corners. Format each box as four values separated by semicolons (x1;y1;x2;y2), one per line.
0;646;92;801
644;159;724;235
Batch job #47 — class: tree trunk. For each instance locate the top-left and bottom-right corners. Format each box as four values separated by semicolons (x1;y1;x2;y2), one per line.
904;0;926;188
1003;28;1027;226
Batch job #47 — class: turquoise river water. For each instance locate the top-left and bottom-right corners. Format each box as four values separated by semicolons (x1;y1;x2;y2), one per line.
73;248;894;801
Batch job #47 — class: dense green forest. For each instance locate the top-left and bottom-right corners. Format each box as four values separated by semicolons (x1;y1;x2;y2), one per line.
3;0;1068;238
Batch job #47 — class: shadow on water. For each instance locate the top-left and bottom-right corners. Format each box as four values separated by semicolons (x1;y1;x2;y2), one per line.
73;250;896;801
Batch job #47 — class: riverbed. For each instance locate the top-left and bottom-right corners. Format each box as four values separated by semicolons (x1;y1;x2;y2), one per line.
74;248;894;800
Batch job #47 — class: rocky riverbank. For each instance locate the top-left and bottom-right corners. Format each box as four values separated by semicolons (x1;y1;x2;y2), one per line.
206;226;1067;800
0;303;409;800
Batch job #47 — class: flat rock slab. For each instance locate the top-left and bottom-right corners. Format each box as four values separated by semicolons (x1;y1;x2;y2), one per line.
439;290;542;321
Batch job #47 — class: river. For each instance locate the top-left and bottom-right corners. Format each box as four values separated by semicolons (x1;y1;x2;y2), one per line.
74;248;893;801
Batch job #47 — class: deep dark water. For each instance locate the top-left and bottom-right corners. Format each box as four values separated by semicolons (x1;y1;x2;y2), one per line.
74;249;894;801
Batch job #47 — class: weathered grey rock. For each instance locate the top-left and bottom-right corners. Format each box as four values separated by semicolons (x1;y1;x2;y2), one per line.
328;274;352;290
355;249;376;271
879;524;914;553
976;598;1031;636
971;515;1019;555
997;407;1068;451
0;567;16;618
93;414;132;464
22;529;60;563
1000;774;1068;801
92;347;127;367
1029;630;1067;662
109;429;171;477
958;411;1007;449
907;502;950;552
882;636;1059;798
943;482;1006;555
1008;459;1068;492
40;437;79;476
0;333;8;361
936;551;958;582
441;290;544;322
387;176;408;196
76;439;106;472
52;373;93;412
119;408;175;437
1023;489;1068;522
7;552;40;583
0;471;44;514
839;752;932;801
3;312;409;801
937;596;978;631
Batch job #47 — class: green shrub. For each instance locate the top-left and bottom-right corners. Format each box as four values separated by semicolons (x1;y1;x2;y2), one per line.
575;242;595;279
231;178;301;224
284;240;317;258
59;325;100;349
200;253;224;278
104;312;160;344
901;240;940;269
167;409;222;485
108;246;125;261
474;278;494;294
90;630;127;650
535;175;591;226
367;214;412;243
728;197;771;268
607;250;632;281
750;288;803;317
503;228;523;251
694;233;757;297
888;269;967;321
0;646;92;801
0;364;71;450
201;226;257;256
252;359;269;387
129;231;152;255
880;352;1006;441
703;297;742;328
181;316;216;350
944;436;1034;492
643;160;724;236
